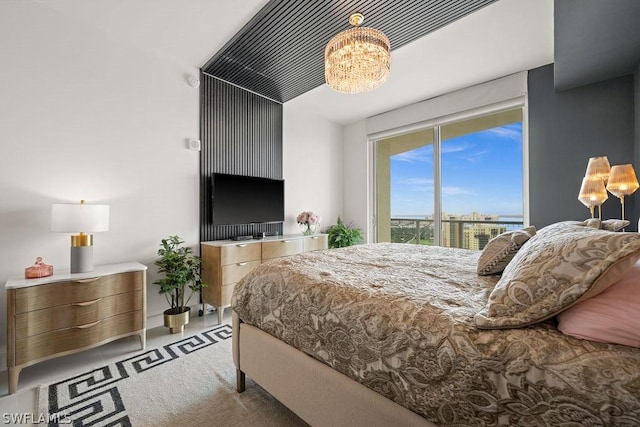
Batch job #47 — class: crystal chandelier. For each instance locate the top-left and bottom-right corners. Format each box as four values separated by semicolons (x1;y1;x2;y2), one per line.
325;13;391;94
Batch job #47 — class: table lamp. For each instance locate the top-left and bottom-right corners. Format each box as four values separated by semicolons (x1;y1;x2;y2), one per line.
51;200;110;273
585;156;611;183
606;164;639;221
578;176;608;219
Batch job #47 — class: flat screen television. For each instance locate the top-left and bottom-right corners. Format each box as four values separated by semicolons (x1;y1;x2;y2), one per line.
211;173;285;225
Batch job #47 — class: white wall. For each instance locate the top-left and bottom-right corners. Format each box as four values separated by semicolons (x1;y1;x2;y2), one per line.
0;3;201;350
342;121;371;241
283;107;343;235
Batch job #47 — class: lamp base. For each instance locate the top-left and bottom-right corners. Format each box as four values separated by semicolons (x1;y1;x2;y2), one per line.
70;246;94;273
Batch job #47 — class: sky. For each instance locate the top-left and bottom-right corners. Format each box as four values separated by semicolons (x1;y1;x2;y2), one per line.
390;122;523;217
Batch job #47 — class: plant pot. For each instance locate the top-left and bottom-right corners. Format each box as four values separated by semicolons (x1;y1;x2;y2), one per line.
163;306;190;334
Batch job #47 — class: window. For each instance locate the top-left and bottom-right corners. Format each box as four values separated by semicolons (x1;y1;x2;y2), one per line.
375;108;524;249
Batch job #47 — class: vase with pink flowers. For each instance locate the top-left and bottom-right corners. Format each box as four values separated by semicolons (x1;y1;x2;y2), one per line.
297;211;320;235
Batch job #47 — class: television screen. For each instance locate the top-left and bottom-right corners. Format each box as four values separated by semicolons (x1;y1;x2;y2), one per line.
211;173;285;225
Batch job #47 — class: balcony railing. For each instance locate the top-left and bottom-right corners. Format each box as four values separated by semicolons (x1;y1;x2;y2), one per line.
389;218;524;250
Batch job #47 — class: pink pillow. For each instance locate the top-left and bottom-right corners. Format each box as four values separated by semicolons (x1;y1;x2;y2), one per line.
557;260;640;347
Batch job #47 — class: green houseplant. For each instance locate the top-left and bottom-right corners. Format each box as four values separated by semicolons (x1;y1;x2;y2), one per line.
327;217;363;248
154;235;205;333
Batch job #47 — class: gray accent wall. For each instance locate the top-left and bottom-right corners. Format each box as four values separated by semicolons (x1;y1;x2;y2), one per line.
528;64;635;229
200;74;284;241
554;0;640;91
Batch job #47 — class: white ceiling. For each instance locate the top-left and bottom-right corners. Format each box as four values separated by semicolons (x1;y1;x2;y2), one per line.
288;0;554;125
34;0;553;126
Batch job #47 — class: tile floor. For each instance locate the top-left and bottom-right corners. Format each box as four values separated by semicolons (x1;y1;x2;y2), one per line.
0;306;229;423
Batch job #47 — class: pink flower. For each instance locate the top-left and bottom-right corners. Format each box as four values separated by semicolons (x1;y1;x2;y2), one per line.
297;211;319;226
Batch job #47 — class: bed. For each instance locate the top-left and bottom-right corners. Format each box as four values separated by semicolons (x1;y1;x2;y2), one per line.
231;221;640;426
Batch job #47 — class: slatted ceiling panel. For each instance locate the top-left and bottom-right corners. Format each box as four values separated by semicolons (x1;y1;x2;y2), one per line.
200;75;283;242
202;0;497;102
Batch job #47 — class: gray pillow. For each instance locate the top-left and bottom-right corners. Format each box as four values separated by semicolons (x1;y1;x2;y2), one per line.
474;221;640;329
476;226;536;276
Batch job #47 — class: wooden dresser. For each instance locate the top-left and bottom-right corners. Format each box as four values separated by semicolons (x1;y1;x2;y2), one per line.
201;234;328;323
5;262;147;394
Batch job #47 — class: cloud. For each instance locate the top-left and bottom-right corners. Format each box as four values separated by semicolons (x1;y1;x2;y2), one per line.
391;149;432;163
461;149;489;163
394;177;434;192
441;141;474;153
484;124;522;141
442;186;474;196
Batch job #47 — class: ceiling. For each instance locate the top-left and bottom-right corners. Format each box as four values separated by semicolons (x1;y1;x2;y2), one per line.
202;0;498;103
26;0;554;126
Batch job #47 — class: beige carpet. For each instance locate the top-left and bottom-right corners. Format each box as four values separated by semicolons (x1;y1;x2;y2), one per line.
38;324;307;426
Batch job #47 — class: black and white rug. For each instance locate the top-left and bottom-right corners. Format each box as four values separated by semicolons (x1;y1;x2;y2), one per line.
38;324;305;427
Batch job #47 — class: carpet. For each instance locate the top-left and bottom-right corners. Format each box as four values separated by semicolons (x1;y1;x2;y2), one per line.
38;324;307;426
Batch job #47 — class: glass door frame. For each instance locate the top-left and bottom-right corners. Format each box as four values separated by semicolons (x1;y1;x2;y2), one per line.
369;98;529;245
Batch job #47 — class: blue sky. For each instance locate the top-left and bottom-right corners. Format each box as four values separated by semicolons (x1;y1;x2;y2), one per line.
390;122;523;217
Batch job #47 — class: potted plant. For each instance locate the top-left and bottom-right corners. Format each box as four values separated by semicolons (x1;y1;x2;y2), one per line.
154;235;205;333
327;217;363;248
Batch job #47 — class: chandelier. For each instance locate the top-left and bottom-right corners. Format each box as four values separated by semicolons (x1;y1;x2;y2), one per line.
325;13;391;94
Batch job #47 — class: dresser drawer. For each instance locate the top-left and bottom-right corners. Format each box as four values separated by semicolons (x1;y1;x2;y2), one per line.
201;282;234;307
220;242;262;265
304;235;328;252
221;260;261;286
15;290;143;338
15;310;143;366
262;239;304;260
14;271;143;313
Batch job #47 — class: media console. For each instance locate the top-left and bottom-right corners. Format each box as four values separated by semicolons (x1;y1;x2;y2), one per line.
200;234;328;324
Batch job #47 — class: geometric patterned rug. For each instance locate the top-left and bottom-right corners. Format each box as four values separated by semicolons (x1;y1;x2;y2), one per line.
38;325;238;426
38;323;305;427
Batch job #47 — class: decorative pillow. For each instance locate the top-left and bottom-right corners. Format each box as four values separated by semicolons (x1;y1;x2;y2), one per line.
577;218;629;232
557;259;640;347
474;221;640;329
476;226;536;275
579;218;602;228
601;219;630;232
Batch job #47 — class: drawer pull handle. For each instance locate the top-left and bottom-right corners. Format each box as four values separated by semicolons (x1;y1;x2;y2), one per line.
72;298;102;307
237;262;248;266
282;240;291;243
73;277;100;284
236;244;247;248
311;236;319;240
74;320;101;329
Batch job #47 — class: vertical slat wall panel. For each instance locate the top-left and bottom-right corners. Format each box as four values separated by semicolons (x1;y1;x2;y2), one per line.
201;0;498;102
200;74;283;242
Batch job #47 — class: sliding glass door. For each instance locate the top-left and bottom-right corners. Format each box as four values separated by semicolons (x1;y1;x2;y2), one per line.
376;128;435;245
375;108;524;249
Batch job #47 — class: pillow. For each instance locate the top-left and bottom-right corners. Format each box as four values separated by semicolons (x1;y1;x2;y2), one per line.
474;221;640;329
601;219;630;232
579;218;602;228
476;226;536;275
557;259;640;347
577;218;629;232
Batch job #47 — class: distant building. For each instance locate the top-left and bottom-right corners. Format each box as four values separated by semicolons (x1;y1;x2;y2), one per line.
442;212;505;250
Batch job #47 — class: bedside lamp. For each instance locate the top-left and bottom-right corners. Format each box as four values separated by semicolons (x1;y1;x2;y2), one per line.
51;200;110;273
578;177;608;219
606;164;639;221
585;156;611;183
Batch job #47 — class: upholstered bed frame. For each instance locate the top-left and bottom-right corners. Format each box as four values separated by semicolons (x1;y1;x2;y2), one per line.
233;313;435;427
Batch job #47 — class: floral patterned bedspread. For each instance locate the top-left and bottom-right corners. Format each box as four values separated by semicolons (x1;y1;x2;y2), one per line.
231;243;640;426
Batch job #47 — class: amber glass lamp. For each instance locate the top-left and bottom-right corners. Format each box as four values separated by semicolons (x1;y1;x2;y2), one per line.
606;164;639;220
578;177;608;219
585;156;611;183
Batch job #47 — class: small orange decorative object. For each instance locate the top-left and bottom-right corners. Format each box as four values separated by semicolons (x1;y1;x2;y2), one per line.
24;257;53;279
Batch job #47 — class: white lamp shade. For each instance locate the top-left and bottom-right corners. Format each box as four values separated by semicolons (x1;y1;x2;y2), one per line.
51;203;110;233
